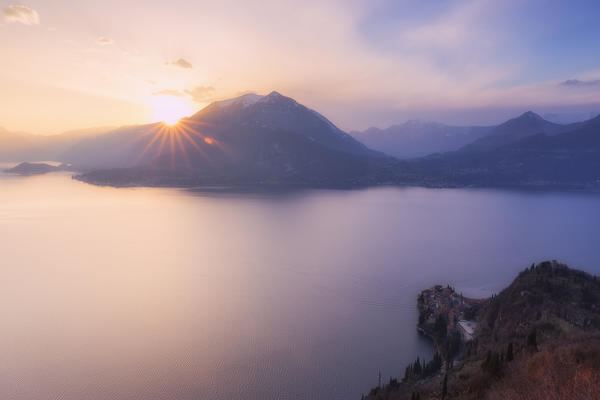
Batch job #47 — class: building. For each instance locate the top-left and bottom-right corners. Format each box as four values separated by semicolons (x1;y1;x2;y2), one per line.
458;320;477;341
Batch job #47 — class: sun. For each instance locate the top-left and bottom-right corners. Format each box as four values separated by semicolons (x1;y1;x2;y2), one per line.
151;95;193;125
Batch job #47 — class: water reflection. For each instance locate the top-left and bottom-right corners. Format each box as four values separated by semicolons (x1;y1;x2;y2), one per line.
1;172;600;399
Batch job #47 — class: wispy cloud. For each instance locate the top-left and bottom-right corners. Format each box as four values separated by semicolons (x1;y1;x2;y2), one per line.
3;5;39;25
96;37;114;46
184;86;215;102
152;86;216;103
561;79;600;88
152;89;185;97
165;58;193;69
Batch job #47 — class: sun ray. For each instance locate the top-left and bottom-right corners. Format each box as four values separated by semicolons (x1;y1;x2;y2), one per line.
155;125;171;164
136;124;166;164
173;125;191;168
131;117;234;171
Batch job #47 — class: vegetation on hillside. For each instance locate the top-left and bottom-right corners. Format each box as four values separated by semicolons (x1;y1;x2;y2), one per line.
364;261;600;399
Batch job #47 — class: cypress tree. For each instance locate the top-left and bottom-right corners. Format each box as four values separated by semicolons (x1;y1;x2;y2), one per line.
507;342;514;362
441;372;448;399
527;330;538;350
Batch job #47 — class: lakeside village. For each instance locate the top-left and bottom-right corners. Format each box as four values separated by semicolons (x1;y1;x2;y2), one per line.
363;285;484;399
419;285;480;343
403;285;483;384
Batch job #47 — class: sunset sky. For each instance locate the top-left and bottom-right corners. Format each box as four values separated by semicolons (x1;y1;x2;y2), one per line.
2;0;600;134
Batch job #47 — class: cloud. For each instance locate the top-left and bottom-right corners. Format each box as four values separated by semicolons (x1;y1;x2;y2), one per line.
152;89;185;97
96;37;114;46
3;5;39;25
152;86;215;103
561;79;600;88
184;86;215;102
165;58;193;69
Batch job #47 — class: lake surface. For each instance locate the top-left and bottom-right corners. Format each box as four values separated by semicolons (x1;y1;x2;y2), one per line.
2;168;600;400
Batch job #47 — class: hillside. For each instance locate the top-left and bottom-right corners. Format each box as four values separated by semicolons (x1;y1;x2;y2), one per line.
364;261;600;399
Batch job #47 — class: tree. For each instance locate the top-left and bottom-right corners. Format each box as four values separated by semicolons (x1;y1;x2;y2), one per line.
506;342;514;362
441;372;448;399
527;330;538;351
413;357;422;376
482;350;502;376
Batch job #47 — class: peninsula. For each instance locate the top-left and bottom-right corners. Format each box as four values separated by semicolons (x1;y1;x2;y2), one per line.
365;261;600;399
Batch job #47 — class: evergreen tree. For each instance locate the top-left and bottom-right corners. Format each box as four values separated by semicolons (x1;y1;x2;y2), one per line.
527;330;538;350
441;372;448;399
414;357;422;376
506;342;514;362
404;364;411;381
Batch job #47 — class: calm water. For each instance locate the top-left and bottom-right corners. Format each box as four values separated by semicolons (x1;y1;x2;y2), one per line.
2;168;600;400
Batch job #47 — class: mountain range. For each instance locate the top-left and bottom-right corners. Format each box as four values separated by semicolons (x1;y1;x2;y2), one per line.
64;92;395;186
411;112;600;189
2;93;599;189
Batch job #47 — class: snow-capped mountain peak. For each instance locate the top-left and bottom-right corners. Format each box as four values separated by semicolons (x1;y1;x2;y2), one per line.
215;93;264;108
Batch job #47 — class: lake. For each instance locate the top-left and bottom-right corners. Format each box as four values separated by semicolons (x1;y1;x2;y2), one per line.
2;168;600;400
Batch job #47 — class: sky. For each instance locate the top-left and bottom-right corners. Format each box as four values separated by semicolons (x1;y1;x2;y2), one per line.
1;0;600;134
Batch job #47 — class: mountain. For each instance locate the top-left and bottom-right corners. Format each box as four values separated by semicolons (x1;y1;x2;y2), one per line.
4;162;67;176
6;104;599;189
0;127;44;161
351;121;493;158
0;126;115;162
70;92;397;187
366;261;600;400
187;91;376;157
410;113;600;189
458;111;572;153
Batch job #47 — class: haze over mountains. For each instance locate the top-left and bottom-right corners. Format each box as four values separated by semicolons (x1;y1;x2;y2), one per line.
350;122;493;159
0;126;114;162
2;92;599;189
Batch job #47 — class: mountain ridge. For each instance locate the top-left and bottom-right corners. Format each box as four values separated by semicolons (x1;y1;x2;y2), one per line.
69;91;395;186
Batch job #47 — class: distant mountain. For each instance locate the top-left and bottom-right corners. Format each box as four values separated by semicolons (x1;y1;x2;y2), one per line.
71;92;396;187
0;127;44;161
0;126;115;162
410;113;600;189
5;104;599;189
458;111;572;153
4;162;67;176
188;91;376;157
350;121;493;158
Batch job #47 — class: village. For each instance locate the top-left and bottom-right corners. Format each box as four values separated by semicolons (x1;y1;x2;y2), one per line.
417;285;480;343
